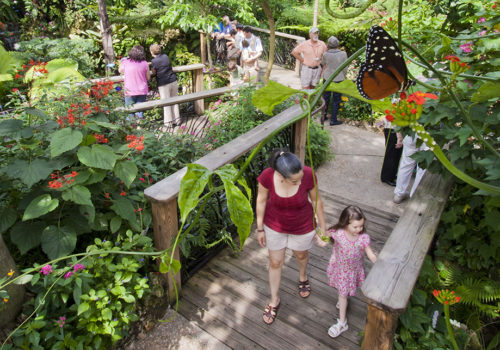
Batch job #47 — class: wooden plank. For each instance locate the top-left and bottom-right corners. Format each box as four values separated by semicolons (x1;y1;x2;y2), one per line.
193;67;204;115
248;25;305;42
205;258;360;349
361;305;398;350
361;172;452;312
145;104;306;203
215;242;366;345
294;117;307;163
178;297;264;349
93;64;206;84
183;269;344;350
118;86;231;113
199;30;206;66
151;200;181;303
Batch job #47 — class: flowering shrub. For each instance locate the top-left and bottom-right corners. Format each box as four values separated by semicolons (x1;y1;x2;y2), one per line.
4;231;153;349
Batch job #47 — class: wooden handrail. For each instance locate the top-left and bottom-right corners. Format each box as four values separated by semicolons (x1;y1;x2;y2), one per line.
361;172;452;349
247;26;306;42
144;104;308;303
94;63;206;114
117;86;231;113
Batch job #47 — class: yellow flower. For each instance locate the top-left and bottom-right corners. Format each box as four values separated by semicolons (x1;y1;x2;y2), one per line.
341;96;349;102
340;103;344;106
339;108;343;111
7;269;14;277
3;298;8;303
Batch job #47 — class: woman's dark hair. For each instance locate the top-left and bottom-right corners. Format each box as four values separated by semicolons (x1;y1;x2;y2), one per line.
330;205;367;233
128;45;146;62
242;40;249;48
230;29;237;36
268;148;303;178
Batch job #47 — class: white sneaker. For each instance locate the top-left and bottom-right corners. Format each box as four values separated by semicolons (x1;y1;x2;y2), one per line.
336;301;340;310
393;193;409;204
328;319;348;338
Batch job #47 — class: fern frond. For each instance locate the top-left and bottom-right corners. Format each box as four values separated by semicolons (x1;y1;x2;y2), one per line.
456;278;500;318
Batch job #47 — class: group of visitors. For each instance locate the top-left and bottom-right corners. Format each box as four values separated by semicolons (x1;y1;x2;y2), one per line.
256;149;377;339
213;16;263;85
119;44;180;127
292;27;348;126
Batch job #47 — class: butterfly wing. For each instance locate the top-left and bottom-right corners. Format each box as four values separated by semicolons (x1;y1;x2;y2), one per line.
356;25;412;100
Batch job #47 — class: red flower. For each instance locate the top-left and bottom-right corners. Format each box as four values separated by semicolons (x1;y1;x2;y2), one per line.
14;73;21;79
12;88;18;93
120;191;126;196
407;91;438;105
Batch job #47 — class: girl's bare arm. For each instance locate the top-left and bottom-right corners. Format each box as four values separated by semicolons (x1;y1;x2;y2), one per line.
365;245;377;264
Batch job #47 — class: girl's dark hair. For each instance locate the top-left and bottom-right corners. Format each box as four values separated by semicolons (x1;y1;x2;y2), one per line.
128;45;146;62
268;148;303;178
330;205;367;233
242;39;249;48
230;29;237;36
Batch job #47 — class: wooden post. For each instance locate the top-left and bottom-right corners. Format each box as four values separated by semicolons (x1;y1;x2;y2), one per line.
362;304;398;350
295;40;301;76
199;30;206;66
150;199;181;304
294;117;308;163
193;67;204;115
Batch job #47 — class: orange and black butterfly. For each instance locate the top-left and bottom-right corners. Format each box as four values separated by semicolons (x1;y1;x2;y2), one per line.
356;25;415;100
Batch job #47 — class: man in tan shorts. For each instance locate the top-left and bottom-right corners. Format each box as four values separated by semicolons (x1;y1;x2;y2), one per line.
292;27;327;89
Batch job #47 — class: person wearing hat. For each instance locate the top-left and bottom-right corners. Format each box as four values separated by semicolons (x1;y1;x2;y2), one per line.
321;36;348;126
292;27;327;89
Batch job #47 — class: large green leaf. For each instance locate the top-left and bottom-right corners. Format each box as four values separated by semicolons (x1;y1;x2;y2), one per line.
0;206;17;234
215;165;253;249
178;164;212;223
81;168;107;185
62;185;93;206
22;194;59;221
46;58;78;72
24;108;49;120
0;44;18;79
471;81;500;103
10;221;47;254
325;80;392;112
77;144;117;170
252;80;301;115
111;197;136;223
46;67;85;84
0;119;23;136
41;225;77;259
5;159;56;187
50;128;83;158
110;216;122;233
114;160;138;188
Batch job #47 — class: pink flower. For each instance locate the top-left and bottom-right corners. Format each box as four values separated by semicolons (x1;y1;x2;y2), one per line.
139;177;145;182
56;316;66;328
64;271;73;279
479;30;487;36
180;125;186;130
40;265;53;275
477;17;486;23
73;264;85;272
460;42;472;53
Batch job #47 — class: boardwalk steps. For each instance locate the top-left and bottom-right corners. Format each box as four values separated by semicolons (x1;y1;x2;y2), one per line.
177;189;399;350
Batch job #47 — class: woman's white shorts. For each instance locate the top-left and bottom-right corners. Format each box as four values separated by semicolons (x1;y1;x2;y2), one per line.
264;224;316;251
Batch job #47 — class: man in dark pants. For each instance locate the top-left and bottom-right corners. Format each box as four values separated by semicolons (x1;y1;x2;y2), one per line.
321;36;347;125
380;123;403;186
321;36;347;126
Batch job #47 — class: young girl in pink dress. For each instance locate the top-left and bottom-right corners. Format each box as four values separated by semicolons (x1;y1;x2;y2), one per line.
326;205;377;338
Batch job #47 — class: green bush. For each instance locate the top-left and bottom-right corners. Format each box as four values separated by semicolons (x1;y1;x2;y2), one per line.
5;231;153;350
15;37;100;78
338;95;372;122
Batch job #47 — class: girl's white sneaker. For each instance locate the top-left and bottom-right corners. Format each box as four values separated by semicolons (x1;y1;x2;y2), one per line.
328;318;348;338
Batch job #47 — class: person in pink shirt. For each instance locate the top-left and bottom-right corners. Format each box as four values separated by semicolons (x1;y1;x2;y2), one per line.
291;27;327;89
256;149;327;325
119;45;150;119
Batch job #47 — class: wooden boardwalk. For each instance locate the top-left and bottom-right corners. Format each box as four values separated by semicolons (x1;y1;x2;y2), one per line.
177;189;399;349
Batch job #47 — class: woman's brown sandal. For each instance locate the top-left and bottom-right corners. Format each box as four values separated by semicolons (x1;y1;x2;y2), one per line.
298;280;311;298
262;302;280;325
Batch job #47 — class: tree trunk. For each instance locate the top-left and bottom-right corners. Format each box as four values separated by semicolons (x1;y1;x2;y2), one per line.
313;0;319;26
98;0;115;65
261;0;275;84
0;234;24;328
206;35;213;68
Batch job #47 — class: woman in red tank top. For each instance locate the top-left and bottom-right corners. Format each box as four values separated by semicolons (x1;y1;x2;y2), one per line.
256;149;327;325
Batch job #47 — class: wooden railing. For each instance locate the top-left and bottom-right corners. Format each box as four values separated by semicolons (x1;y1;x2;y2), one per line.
361;172;452;349
143;104;308;302
96;63;206;114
